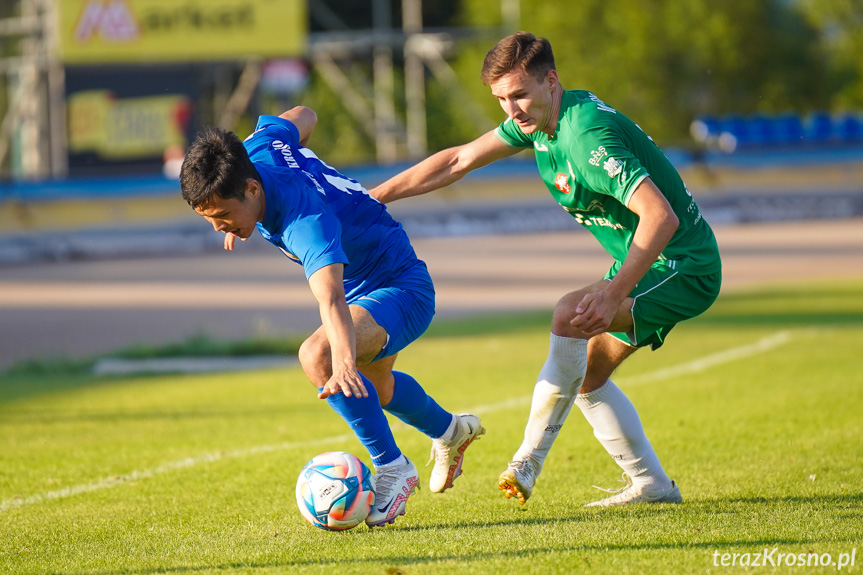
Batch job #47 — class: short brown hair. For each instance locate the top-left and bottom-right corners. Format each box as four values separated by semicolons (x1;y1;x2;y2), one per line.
481;32;556;85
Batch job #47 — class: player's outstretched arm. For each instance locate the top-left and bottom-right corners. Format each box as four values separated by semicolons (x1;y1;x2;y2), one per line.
369;130;520;204
307;263;369;400
279;106;318;147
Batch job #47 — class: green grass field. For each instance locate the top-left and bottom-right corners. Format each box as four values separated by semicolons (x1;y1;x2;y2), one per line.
2;279;861;574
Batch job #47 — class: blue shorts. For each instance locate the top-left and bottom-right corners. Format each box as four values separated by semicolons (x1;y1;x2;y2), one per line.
348;261;435;361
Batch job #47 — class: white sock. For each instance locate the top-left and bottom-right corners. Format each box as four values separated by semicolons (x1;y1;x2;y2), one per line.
438;414;457;442
375;454;407;471
574;379;672;492
513;334;588;471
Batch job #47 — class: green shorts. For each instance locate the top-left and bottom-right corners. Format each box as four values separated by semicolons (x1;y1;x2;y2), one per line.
603;261;721;350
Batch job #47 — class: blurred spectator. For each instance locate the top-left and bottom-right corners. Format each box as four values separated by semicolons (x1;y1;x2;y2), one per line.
162;144;185;179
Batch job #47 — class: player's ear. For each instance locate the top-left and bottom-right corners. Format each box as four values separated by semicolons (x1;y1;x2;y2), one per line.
545;69;559;89
245;178;261;200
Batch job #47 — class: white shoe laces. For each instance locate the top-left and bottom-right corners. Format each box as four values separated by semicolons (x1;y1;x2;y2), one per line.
374;470;399;496
427;419;464;466
591;473;633;494
427;444;449;466
375;464;413;498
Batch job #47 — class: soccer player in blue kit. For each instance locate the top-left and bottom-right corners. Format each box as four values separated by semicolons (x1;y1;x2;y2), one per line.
179;106;485;527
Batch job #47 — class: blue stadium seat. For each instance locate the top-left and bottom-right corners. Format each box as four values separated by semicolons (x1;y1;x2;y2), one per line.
774;113;804;145
691;111;863;151
720;115;751;147
836;113;863;142
805;112;833;143
747;114;777;146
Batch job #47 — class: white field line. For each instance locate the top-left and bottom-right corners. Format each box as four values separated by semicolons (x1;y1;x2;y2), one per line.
622;330;796;387
1;331;796;513
468;330;797;412
0;434;353;513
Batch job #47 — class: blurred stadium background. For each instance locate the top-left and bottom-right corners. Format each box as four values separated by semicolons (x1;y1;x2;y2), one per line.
1;0;862;368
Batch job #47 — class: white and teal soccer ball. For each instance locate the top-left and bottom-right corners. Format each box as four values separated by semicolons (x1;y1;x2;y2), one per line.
295;451;374;531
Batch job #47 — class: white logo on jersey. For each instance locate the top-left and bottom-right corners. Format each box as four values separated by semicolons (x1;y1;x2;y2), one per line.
271;140;300;169
572;212;625;230
534;142;548;152
588;93;616;114
603;157;623;178
589;146;607;167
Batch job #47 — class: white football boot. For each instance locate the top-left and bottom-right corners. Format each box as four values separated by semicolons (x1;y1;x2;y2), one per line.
584;473;682;507
365;456;420;527
428;413;486;493
498;457;540;505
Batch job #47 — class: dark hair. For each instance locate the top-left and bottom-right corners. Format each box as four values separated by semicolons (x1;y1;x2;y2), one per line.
179;126;259;209
480;31;556;85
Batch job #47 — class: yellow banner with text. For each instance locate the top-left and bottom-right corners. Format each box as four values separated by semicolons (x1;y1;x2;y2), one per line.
59;0;306;63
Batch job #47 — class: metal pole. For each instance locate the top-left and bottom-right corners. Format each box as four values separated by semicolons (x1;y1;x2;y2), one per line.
402;0;426;158
45;0;68;178
16;0;40;177
372;0;397;163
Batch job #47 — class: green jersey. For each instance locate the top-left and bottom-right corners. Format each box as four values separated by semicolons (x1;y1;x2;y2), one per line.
495;89;721;276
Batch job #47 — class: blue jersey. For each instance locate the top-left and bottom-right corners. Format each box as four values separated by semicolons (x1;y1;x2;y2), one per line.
243;115;420;300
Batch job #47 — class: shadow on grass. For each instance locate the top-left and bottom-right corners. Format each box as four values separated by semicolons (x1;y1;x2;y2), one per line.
52;539;855;575
396;493;863;533
48;494;862;575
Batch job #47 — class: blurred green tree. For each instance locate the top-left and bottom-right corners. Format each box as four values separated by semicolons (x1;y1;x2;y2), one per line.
300;0;846;163
455;0;829;145
798;0;863;109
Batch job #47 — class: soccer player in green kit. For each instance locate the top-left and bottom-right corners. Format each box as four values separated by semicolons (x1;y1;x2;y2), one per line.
370;32;721;506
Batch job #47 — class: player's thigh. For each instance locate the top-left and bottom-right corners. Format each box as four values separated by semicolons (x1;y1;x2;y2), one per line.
349;305;390;366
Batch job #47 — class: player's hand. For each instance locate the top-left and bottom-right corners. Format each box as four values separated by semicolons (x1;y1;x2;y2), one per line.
223;232;246;251
570;291;619;337
317;367;369;400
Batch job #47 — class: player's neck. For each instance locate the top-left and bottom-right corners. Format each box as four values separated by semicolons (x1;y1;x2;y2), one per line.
541;84;564;138
256;181;267;222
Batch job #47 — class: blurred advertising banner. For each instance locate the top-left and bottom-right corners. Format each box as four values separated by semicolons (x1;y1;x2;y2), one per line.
65;66;196;176
67;91;191;159
58;0;307;63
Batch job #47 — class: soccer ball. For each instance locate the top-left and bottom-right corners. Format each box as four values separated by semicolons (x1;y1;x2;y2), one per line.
295;451;375;531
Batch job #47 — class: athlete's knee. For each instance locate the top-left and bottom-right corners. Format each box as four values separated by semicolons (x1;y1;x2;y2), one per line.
298;334;331;384
551;292;588;337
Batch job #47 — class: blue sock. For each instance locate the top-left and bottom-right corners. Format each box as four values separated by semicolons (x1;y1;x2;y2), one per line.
322;375;401;468
383;371;453;439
